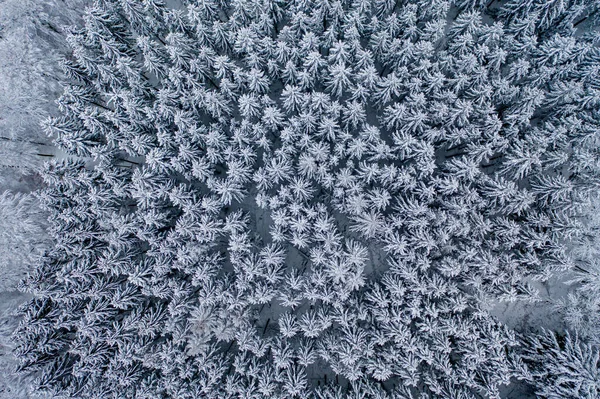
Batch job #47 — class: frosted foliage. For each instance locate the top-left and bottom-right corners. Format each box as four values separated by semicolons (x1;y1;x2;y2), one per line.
0;294;30;399
10;0;600;398
0;0;86;140
0;25;56;139
555;196;600;346
521;330;600;399
0;192;48;291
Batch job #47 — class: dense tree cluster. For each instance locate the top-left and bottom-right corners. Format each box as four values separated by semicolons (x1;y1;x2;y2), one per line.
0;0;85;140
0;3;88;395
0;191;49;291
520;329;600;399
12;0;600;398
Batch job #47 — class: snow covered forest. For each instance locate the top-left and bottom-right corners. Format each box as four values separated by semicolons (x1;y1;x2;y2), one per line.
1;0;600;397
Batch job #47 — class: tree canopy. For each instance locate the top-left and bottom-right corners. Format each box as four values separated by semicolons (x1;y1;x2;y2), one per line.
11;0;600;398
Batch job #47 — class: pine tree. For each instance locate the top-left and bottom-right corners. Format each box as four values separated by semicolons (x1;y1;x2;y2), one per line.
521;329;600;399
